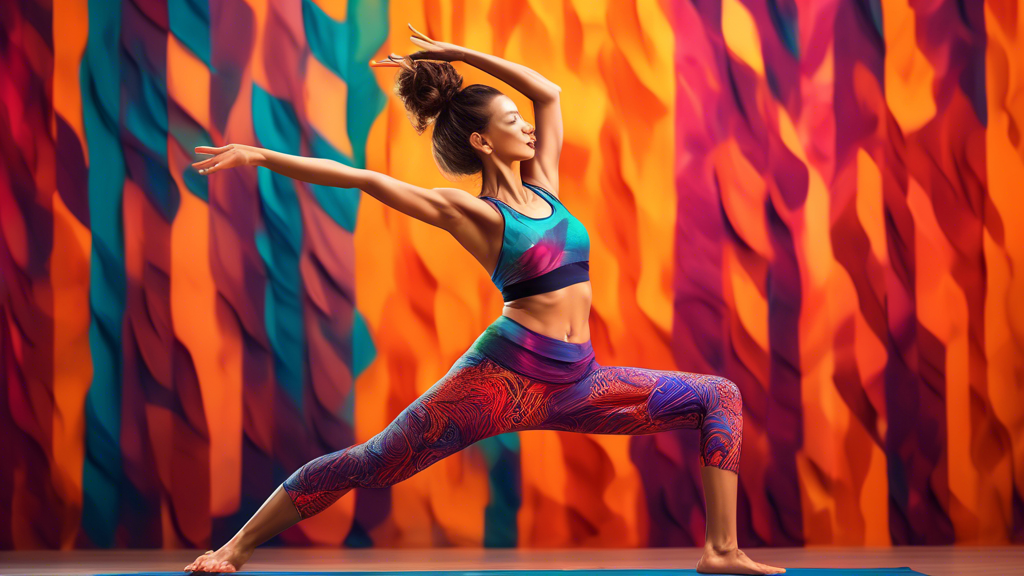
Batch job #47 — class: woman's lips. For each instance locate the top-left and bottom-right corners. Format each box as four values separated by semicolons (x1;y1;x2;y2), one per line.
527;141;536;149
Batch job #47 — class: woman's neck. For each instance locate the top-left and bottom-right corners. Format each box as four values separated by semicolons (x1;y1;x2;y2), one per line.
479;165;528;203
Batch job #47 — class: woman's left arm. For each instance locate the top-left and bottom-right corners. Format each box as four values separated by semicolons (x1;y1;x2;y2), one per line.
399;27;564;192
457;46;560;102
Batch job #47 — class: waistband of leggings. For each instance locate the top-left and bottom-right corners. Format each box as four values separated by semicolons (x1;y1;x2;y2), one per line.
487;315;593;362
467;316;597;384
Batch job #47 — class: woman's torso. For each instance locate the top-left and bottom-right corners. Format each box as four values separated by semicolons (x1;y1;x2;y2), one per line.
460;180;592;343
501;282;592;343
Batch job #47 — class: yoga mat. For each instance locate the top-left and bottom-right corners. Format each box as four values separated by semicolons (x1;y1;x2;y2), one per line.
95;568;929;576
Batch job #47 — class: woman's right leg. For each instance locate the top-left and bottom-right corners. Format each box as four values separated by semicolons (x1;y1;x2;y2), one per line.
184;484;299;573
186;351;526;573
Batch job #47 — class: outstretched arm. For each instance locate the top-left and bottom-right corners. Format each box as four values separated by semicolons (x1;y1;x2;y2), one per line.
193;144;360;187
192;144;466;229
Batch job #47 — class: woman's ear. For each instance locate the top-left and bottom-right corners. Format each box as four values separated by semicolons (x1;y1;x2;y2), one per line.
470;132;492;155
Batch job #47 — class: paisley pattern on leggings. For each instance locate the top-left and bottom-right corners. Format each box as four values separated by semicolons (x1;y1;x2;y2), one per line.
283;323;744;519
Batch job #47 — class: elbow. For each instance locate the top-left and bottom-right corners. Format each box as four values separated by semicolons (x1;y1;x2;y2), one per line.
351;167;377;192
535;86;561;103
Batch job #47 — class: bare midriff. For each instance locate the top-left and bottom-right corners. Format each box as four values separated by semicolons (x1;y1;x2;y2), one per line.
500;281;592;343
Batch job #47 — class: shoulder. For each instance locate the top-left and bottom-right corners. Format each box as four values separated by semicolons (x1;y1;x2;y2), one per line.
434;187;503;222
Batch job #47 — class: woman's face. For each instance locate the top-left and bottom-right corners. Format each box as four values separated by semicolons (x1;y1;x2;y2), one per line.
479;95;536;162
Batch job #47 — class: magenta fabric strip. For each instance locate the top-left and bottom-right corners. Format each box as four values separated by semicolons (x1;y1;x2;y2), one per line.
467;315;598;383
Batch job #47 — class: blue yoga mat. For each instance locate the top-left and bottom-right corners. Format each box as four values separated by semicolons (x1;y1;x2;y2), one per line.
96;568;928;575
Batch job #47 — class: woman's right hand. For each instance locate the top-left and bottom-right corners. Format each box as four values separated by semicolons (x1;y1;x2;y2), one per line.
370;23;466;70
192;144;262;176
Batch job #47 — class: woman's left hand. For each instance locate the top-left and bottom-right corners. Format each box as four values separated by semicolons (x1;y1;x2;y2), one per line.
192;144;261;176
370;23;466;69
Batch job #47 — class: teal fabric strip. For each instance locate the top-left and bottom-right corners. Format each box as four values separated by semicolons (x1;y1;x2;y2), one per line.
301;0;389;230
253;83;307;411
169;0;211;66
81;0;126;548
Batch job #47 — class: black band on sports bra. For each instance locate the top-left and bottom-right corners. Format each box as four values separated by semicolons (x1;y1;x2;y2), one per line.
501;260;590;302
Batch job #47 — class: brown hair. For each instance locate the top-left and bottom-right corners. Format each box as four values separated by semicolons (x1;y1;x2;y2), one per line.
393;60;502;179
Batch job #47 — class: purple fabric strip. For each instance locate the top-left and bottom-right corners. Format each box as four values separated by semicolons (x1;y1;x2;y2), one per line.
468;316;598;384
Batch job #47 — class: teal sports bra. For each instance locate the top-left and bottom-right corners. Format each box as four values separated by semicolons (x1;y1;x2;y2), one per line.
479;181;590;301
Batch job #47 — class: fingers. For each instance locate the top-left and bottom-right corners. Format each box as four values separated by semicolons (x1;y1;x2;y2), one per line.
407;22;434;43
369;49;450;68
370;52;409;67
371;53;417;71
191;155;218;169
369;53;403;68
196;162;220;175
193;147;229;175
192;151;237;174
368;21;442;69
191;157;222;174
195;145;231;155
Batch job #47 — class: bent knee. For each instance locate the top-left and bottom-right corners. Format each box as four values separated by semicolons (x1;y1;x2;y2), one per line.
710;377;742;416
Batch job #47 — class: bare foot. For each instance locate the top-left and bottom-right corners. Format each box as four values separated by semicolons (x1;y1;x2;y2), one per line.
696;544;786;574
183;544;253;574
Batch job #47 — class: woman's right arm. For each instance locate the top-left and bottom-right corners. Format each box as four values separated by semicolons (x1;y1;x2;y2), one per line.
193;144;467;229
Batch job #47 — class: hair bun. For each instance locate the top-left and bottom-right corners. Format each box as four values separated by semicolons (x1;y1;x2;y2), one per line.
394;60;464;134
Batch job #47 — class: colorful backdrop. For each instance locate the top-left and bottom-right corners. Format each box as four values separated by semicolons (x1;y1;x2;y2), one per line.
1;0;1022;550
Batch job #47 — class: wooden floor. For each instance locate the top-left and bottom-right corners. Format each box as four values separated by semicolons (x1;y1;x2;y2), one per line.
1;547;1022;576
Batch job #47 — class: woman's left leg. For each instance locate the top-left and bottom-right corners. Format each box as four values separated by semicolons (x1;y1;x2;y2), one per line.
529;365;780;574
537;365;743;473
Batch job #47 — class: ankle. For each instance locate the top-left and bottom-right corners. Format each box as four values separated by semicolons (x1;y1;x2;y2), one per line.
225;533;254;552
704;539;738;555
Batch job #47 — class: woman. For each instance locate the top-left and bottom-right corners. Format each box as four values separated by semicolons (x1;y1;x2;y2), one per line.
185;24;784;575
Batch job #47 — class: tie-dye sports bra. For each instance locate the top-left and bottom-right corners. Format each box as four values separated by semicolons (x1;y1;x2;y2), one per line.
478;180;590;302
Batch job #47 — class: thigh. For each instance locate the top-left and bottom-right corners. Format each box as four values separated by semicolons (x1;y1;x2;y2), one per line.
536;365;721;435
284;351;530;516
357;351;529;484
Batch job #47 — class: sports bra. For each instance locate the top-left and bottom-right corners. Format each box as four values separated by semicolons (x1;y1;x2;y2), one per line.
478;180;590;301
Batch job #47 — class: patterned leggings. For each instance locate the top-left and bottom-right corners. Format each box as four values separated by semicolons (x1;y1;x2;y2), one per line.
283;315;743;519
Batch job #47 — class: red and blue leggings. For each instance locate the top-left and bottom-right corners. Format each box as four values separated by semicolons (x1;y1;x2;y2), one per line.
283;315;743;519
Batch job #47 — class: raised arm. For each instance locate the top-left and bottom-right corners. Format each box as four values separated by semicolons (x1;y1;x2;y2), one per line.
192;144;467;229
456;46;561;103
458;46;563;193
403;26;564;195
